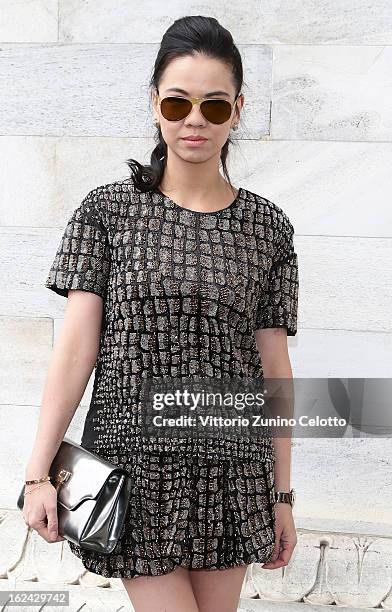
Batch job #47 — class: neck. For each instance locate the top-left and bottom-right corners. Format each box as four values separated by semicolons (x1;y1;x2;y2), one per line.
159;150;235;199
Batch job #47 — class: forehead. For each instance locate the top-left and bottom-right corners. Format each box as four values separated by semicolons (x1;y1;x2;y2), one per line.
159;54;235;98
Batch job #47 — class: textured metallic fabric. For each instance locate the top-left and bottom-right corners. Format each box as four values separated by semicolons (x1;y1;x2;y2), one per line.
45;177;298;463
45;177;298;577
67;449;277;578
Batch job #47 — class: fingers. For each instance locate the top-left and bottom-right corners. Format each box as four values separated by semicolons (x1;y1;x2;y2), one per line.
22;487;66;544
45;503;60;541
262;550;292;569
32;518;54;543
270;537;282;564
262;537;297;570
34;521;66;543
24;515;66;543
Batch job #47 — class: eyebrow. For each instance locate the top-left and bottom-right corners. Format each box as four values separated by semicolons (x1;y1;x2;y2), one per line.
164;87;230;98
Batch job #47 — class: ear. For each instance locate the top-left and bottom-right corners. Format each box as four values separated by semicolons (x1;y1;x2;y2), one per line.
150;89;159;122
235;93;244;119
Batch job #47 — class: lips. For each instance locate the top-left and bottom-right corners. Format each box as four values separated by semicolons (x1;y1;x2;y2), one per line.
182;136;207;141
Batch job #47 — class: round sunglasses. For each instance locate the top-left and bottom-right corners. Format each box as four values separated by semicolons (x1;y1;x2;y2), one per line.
157;90;242;125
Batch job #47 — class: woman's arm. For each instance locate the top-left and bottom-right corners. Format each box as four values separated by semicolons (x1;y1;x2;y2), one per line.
254;327;294;490
25;290;104;480
254;326;297;570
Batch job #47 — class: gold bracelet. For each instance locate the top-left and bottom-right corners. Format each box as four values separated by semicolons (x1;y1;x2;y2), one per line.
24;481;51;496
25;475;51;485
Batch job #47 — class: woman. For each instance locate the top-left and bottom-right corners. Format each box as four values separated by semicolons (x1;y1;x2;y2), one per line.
23;15;298;612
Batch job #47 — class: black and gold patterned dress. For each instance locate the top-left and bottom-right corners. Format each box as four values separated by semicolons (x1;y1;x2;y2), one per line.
45;177;299;579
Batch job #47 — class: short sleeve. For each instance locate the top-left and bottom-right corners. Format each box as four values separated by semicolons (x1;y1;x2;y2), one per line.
45;190;111;299
255;213;299;336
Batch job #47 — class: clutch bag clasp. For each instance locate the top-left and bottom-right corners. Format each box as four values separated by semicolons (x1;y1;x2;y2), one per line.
53;468;72;491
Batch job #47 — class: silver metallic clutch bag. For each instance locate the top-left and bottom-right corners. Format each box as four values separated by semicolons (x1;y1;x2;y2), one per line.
16;437;132;555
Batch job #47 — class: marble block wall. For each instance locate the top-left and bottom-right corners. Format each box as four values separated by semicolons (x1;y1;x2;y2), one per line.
0;1;391;610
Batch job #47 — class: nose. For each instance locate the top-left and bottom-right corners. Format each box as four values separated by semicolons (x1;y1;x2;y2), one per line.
184;102;207;125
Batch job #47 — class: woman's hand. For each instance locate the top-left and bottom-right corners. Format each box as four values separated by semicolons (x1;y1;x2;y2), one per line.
262;503;297;569
22;482;66;543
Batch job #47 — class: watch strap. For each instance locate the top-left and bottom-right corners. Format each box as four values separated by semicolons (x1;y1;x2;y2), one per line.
274;488;295;507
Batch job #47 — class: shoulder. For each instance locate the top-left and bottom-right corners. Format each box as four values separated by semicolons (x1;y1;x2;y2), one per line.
74;178;136;227
241;186;295;238
81;178;134;208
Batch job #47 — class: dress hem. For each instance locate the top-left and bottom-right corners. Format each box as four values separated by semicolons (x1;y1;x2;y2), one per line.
68;543;276;580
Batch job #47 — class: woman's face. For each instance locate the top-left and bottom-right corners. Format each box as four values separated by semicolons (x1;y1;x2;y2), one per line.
152;53;243;164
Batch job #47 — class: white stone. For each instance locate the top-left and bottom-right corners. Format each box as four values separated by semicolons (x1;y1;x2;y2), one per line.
251;533;324;602
292;438;392;535
291;329;392;378
58;0;392;46
0;0;57;42
235;140;392;238
322;534;392;608
273;46;392;141
32;534;86;584
0;511;29;578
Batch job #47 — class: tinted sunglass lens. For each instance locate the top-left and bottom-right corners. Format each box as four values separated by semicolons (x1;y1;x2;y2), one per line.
160;97;233;124
160;97;192;121
201;100;233;124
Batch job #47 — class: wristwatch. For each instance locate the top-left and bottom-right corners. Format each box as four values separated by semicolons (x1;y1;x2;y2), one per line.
274;488;296;507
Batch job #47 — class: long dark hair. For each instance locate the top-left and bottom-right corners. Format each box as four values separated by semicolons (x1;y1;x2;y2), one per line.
125;15;245;194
